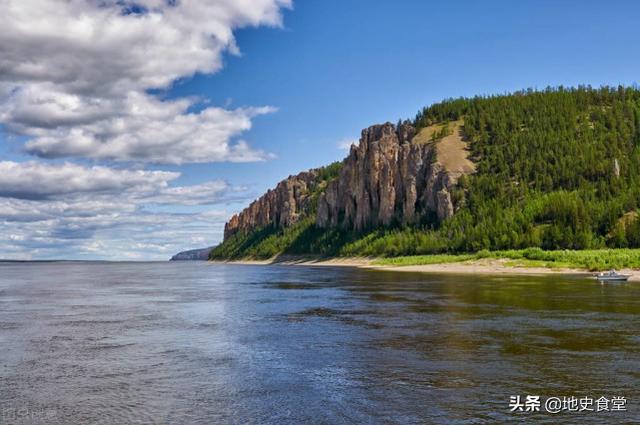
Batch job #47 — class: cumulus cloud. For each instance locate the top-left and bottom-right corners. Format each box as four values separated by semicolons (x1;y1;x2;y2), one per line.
0;161;253;260
0;161;177;200
0;1;291;258
0;203;230;260
0;160;245;204
0;0;290;163
6;90;277;164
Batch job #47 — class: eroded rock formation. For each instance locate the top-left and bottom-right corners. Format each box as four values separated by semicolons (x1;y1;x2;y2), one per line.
223;170;321;240
223;121;473;241
316;122;462;230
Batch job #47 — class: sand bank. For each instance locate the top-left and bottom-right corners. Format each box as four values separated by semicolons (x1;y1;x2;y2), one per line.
210;257;640;281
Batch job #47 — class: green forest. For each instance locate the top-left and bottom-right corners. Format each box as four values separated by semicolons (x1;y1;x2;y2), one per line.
211;86;640;260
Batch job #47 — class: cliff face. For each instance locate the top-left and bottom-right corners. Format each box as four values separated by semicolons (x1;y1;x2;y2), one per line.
223;121;471;241
223;170;321;240
316;122;461;230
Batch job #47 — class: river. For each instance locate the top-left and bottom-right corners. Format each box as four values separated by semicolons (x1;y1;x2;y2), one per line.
1;261;639;424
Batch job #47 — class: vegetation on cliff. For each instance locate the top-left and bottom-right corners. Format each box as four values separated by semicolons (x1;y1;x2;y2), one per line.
212;86;640;260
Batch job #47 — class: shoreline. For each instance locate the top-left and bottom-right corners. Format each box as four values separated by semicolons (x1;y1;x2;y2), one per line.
209;256;640;281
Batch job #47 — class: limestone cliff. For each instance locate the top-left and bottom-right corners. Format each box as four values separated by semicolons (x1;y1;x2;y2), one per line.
316;122;469;230
223;120;473;241
223;170;322;240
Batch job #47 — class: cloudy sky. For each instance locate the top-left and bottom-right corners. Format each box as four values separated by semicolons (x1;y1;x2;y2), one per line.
1;0;639;260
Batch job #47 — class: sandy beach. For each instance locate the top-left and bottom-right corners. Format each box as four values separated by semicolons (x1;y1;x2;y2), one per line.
210;257;640;281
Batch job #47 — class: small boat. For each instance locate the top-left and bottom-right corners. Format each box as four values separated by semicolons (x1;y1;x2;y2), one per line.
595;269;631;282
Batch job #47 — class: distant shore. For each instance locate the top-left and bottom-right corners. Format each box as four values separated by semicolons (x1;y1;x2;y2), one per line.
209;255;640;281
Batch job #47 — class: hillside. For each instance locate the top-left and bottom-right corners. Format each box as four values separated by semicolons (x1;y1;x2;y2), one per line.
170;246;215;261
211;86;640;260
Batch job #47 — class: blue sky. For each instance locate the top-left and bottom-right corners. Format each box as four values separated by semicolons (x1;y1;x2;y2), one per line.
169;0;640;188
0;0;639;260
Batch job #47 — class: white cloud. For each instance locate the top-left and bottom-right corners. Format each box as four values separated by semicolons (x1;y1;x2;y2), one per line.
0;160;177;200
0;205;230;260
0;0;290;93
145;180;228;205
0;161;254;260
0;0;290;163
0;1;291;258
337;138;357;151
0;160;247;204
5;89;277;163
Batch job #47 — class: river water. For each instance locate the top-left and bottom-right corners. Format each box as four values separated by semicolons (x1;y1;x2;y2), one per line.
1;261;639;424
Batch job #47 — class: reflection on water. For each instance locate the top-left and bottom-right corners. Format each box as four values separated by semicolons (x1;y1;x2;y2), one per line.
1;262;639;424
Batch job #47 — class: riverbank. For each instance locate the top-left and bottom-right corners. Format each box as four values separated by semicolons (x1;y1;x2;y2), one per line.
210;249;640;281
209;256;373;268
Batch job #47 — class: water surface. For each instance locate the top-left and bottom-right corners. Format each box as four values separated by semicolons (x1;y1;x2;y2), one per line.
1;262;639;424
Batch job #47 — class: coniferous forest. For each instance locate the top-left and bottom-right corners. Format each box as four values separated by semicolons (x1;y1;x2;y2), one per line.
211;86;640;260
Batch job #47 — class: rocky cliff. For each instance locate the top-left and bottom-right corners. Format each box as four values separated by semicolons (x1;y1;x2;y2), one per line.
222;121;472;241
223;170;322;240
316;122;462;230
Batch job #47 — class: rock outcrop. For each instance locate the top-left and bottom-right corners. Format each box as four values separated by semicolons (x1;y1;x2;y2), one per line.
223;121;472;241
316;122;464;230
223;170;321;240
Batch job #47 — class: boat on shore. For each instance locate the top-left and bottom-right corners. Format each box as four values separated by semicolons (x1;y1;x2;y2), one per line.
595;269;631;282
